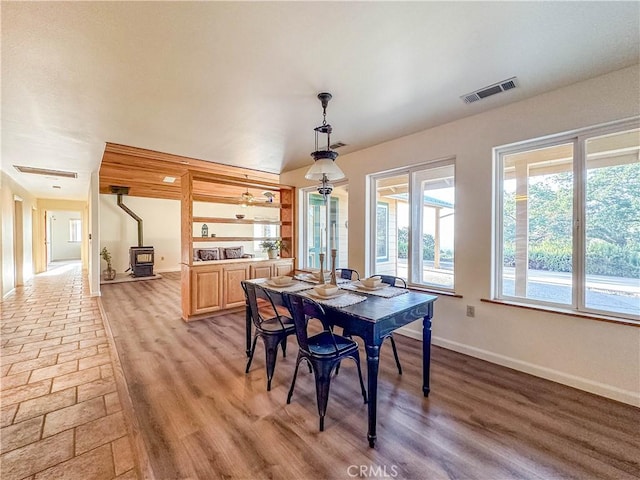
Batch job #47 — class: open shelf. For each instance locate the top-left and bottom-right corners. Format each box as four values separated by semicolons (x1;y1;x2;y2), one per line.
193;236;283;242
193;216;287;225
192;194;286;208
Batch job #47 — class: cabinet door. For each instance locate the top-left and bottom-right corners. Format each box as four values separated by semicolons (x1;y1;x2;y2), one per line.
224;264;249;308
273;260;294;277
250;264;272;279
191;265;222;314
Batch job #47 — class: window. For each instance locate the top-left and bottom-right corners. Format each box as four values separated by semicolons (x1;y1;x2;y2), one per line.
494;120;639;319
253;223;278;252
69;219;81;242
376;202;389;262
369;158;455;290
300;184;349;270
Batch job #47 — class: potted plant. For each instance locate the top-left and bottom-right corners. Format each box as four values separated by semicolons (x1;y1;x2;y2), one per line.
101;247;116;281
259;239;283;259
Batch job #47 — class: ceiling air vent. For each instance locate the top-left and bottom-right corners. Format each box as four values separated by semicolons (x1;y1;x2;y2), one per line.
461;77;518;104
14;165;78;179
330;141;347;149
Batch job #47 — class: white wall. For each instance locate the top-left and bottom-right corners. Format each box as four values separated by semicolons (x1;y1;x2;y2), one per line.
1;171;37;297
48;210;82;260
281;65;640;405
100;195;182;274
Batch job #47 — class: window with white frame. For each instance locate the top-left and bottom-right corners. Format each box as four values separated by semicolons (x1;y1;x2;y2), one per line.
494;119;639;319
369;158;455;290
69;219;81;242
300;184;349;270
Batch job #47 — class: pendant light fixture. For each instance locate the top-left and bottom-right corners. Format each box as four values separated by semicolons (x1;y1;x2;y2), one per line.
240;175;253;207
305;92;345;202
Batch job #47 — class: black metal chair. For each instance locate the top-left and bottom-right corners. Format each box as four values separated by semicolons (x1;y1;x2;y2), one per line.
243;281;296;391
372;275;407;289
283;293;367;432
338;268;360;281
368;275;406;375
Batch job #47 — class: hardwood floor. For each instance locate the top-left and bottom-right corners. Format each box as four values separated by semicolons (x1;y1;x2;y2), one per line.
99;272;639;480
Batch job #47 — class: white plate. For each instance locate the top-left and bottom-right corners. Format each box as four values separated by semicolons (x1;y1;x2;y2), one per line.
307;289;346;300
356;282;386;291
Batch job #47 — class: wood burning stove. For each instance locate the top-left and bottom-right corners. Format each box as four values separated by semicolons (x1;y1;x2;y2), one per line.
129;246;154;277
111;186;155;278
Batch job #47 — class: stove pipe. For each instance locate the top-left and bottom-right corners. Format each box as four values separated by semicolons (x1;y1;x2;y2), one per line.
111;186;143;247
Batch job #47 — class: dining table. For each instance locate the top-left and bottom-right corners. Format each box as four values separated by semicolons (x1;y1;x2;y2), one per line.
245;275;437;447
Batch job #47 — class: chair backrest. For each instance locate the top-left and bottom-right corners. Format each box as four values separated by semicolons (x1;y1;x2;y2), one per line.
285;294;338;355
242;281;288;330
373;275;407;288
339;268;360;280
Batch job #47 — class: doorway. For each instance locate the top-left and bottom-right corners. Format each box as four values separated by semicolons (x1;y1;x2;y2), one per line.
47;210;82;270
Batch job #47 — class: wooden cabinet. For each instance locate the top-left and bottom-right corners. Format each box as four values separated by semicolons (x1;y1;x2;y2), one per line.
190;264;222;315
182;258;295;321
249;259;293;279
223;264;249;309
180;169;296;322
250;263;272;279
273;259;294;277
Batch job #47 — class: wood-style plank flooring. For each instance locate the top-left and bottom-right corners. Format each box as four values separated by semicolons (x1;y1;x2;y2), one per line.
100;272;640;480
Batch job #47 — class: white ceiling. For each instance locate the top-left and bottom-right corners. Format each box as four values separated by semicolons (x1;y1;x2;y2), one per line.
2;1;639;200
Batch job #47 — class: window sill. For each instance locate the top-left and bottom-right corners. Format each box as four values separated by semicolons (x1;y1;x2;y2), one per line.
409;286;462;298
481;298;639;327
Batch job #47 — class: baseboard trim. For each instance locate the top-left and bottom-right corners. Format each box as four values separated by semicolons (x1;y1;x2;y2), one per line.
395;327;639;407
154;267;181;273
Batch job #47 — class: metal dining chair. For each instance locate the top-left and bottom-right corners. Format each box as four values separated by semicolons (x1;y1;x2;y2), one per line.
372;275;407;289
338;273;405;375
283;293;368;432
243;281;296;391
338;268;360;281
368;275;406;375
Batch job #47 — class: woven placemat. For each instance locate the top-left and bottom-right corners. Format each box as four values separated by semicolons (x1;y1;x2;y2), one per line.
341;283;409;298
302;291;367;308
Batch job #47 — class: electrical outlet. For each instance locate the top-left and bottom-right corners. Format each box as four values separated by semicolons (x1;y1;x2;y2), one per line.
466;305;475;318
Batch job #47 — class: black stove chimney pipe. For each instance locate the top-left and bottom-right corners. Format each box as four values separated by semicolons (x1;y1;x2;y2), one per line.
111;186;143;247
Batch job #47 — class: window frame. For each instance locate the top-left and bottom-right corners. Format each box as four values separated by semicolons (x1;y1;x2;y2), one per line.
493;117;639;320
375;201;389;262
68;218;82;243
299;181;348;270
368;156;456;292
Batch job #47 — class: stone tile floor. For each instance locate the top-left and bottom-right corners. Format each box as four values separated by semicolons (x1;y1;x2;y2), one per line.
1;263;139;480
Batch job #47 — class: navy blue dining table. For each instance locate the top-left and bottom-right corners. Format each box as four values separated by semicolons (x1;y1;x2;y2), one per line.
245;278;437;447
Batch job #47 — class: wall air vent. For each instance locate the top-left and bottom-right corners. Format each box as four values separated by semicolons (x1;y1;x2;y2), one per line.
14;165;78;179
461;77;519;104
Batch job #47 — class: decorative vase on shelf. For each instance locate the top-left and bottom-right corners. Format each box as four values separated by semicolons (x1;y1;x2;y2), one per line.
267;250;278;259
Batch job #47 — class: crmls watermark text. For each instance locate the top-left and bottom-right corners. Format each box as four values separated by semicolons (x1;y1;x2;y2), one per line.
347;464;399;478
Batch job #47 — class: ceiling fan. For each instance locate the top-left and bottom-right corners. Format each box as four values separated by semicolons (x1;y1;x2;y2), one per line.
240;175;255;206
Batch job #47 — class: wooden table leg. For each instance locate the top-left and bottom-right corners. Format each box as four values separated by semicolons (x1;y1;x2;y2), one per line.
365;344;380;447
423;315;432;397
